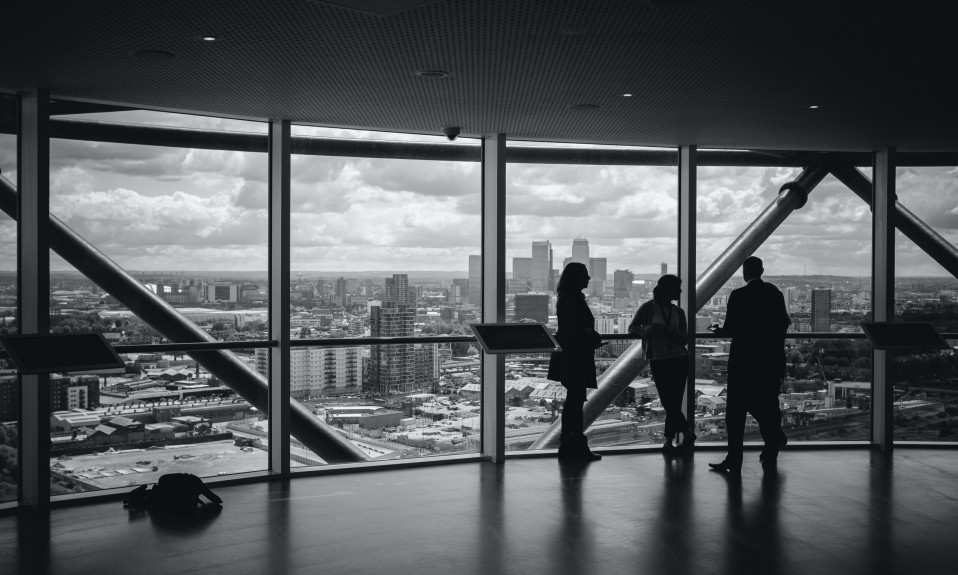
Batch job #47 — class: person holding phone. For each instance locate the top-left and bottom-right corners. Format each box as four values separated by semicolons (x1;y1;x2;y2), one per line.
547;262;605;461
629;274;694;455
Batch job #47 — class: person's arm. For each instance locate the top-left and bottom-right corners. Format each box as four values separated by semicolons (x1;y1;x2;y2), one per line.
671;306;689;341
628;302;652;336
777;290;791;333
712;291;738;337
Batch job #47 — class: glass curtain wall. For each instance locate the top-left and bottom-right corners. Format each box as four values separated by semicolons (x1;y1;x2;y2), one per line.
0;93;18;502
893;165;958;441
289;125;481;465
696;159;874;444
504;143;678;452
46;106;269;494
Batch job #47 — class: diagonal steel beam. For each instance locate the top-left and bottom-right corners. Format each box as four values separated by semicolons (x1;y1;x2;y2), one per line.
0;175;369;463
529;165;831;449
830;164;958;279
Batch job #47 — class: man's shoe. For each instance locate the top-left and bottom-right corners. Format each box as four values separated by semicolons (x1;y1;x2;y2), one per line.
760;433;788;461
708;460;741;474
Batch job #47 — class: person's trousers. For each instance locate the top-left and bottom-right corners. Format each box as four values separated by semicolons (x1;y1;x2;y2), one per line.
725;374;783;465
650;356;690;440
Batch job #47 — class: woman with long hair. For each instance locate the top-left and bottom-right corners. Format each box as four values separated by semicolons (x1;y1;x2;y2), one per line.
547;262;604;461
629;274;694;455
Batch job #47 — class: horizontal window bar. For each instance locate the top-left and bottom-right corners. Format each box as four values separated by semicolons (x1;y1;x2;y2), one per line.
16;117;958;166
113;340;275;353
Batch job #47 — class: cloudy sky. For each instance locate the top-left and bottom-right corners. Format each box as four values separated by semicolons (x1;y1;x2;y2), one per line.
0;109;957;279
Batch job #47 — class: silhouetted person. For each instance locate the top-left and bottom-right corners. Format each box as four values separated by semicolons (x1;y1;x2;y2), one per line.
547;262;604;461
708;256;790;473
629;274;694;455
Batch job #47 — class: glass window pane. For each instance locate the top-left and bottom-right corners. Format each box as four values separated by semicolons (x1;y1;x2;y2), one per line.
505;143;678;453
696;161;873;444
894;165;958;442
289;126;482;466
0;93;18;503
47;106;269;494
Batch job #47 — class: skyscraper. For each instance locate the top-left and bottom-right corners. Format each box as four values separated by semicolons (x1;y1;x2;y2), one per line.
513;257;532;285
385;273;412;305
531;241;552;292
572;237;589;266
661;262;667;276
370;274;417;394
811;288;831;332
589;257;607;297
468;254;482;305
613;269;634;300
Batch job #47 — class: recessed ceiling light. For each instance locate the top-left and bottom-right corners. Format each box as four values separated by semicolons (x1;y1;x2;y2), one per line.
622;93;633;97
132;50;176;61
202;36;217;42
809;105;820;109
568;104;600;111
417;70;449;78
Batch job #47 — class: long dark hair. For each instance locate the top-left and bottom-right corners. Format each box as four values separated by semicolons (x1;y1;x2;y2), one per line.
652;274;681;303
556;262;589;294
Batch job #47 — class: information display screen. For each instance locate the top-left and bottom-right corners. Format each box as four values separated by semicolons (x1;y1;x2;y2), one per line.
0;333;126;375
860;322;950;350
470;323;561;354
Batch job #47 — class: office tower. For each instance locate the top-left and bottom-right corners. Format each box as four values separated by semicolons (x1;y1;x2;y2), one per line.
618;314;632;334
531;241;553;291
451;278;468;304
514;293;550;323
370;274;417;394
572;237;589;266
661;262;667;276
513;257;532;287
613;269;635;300
468;254;482;305
589;257;607;297
811;288;831;332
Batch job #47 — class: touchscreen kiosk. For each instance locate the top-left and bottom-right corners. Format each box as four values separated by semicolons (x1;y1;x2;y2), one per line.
0;333;125;375
470;323;561;354
860;322;950;351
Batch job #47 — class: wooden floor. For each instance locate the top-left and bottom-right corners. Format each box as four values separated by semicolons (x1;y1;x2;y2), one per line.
4;448;958;575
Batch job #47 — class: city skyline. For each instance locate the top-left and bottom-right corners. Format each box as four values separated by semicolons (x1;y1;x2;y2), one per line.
2;111;958;277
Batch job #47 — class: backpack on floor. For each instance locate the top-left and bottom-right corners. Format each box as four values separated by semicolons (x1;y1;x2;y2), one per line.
123;472;222;514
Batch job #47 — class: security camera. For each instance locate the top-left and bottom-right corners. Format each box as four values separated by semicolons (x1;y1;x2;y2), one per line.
443;126;461;141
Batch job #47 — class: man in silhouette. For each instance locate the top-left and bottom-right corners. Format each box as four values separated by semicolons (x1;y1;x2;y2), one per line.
708;256;791;473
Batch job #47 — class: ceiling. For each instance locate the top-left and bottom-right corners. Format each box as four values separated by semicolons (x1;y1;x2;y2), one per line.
4;0;957;151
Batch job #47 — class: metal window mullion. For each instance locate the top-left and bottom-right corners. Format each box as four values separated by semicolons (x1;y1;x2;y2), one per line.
268;120;291;473
678;146;697;425
17;90;51;510
872;149;895;449
480;135;506;462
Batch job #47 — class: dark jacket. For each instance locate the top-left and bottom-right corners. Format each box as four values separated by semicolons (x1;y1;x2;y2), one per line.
717;278;791;384
547;291;602;389
628;299;689;361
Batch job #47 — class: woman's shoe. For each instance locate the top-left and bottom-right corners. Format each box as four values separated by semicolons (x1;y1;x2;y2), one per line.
662;437;677;456
573;448;602;461
676;430;696;456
